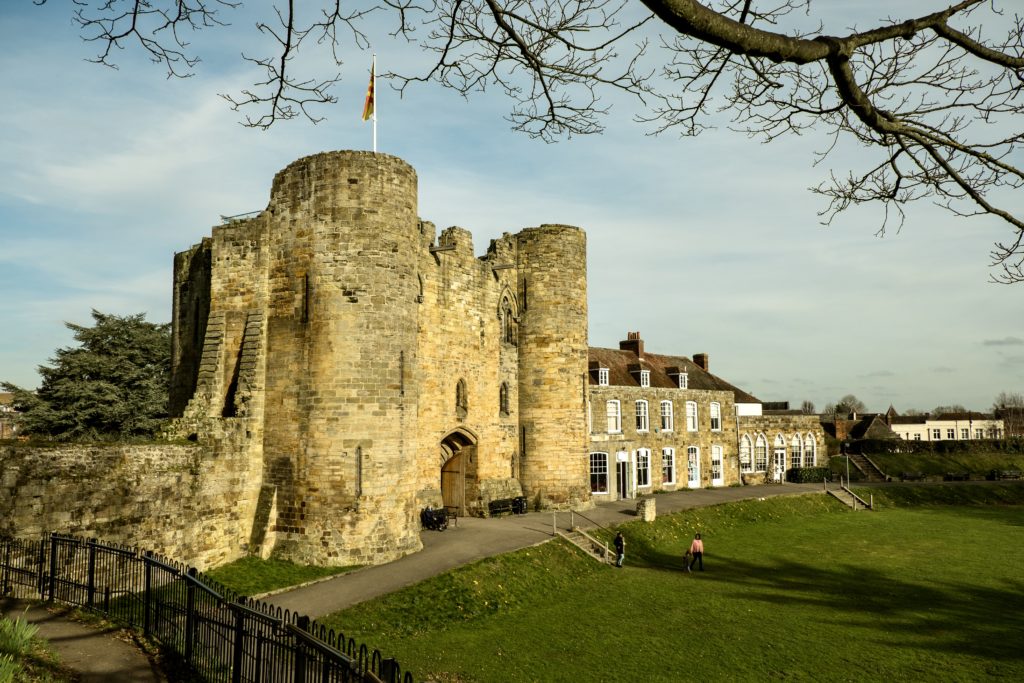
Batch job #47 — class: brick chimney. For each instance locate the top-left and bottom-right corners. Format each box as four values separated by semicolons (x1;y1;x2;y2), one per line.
693;353;709;371
619;331;644;358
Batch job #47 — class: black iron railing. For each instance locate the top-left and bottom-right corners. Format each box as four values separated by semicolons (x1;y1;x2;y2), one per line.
0;534;413;683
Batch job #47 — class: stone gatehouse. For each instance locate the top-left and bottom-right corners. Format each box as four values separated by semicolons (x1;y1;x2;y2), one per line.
168;151;590;566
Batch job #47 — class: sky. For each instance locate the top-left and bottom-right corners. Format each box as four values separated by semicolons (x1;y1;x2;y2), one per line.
1;1;1021;414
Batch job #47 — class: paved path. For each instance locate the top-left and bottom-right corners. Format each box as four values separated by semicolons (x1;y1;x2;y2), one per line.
0;599;165;682
269;483;826;618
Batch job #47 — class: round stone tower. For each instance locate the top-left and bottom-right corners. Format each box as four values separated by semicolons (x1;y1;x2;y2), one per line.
515;225;591;509
262;151;422;565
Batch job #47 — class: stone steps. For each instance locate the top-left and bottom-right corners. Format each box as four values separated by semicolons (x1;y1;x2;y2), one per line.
559;529;613;565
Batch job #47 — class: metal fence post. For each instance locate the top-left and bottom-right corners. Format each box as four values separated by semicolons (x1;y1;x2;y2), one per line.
36;537;46;599
2;538;10;596
48;534;57;603
86;538;97;608
185;567;197;664
294;615;309;683
143;552;153;637
231;606;245;683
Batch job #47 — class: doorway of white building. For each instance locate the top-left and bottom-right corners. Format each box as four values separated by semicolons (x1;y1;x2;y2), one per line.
687;446;700;488
616;451;631;499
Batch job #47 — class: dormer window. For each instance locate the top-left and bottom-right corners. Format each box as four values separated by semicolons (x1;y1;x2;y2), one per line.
678;373;688;389
639;370;650;388
598;368;609;386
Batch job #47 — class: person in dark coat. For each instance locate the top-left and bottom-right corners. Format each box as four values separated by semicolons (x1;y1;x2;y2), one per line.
614;532;625;567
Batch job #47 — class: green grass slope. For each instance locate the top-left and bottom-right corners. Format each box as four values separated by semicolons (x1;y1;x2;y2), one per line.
323;488;1024;682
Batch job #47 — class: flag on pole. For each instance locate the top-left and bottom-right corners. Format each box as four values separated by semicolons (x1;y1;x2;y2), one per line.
361;58;375;122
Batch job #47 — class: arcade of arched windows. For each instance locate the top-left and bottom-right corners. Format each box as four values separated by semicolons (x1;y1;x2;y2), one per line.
740;432;817;472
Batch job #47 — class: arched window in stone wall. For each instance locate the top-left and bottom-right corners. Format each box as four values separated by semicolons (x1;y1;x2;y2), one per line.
804;434;817;466
773;435;787;473
739;434;753;473
499;382;510;416
456;379;468;418
754;434;768;472
500;295;517;345
790;435;803;468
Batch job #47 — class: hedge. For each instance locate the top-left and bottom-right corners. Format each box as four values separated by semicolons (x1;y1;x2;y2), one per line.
786;466;830;483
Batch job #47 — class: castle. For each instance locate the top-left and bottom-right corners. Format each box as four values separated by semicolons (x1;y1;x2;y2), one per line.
169;151;589;566
166;150;824;567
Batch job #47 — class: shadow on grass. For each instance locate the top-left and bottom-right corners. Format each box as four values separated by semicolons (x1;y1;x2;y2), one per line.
649;551;1024;663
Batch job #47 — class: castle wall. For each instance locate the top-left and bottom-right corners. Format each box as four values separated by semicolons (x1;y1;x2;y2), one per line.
516;226;590;508
0;436;261;570
414;228;523;515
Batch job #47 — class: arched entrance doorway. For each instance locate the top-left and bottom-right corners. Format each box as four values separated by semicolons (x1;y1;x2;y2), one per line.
440;429;478;515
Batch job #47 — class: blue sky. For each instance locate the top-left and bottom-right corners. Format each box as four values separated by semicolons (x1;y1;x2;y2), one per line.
1;1;1021;413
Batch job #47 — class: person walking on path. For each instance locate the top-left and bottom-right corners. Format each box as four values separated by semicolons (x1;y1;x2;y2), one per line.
687;533;704;572
614;532;625;567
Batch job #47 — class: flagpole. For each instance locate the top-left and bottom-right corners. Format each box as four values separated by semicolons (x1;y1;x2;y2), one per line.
372;54;377;153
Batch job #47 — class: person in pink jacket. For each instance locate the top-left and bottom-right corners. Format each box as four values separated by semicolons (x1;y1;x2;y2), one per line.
687;533;704;572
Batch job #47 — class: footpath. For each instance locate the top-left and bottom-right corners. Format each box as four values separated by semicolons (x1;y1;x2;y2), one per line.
3;482;823;680
269;482;825;618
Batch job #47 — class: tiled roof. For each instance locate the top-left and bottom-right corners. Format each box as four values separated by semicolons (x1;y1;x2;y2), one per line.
932;411;995;421
587;347;761;404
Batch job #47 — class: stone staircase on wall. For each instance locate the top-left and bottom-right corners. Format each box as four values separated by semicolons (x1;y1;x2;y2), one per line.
558;529;613;565
849;453;888;482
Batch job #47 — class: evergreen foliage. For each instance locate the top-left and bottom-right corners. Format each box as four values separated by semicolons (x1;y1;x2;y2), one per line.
2;310;171;441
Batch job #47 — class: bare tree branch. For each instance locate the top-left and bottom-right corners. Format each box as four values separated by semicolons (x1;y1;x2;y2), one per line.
42;1;1024;281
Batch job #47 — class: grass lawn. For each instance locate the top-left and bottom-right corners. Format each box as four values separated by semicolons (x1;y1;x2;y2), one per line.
858;451;1024;480
321;487;1024;682
202;556;358;597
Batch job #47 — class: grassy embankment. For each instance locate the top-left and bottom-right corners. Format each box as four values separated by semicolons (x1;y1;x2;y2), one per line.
316;484;1024;682
851;451;1024;480
203;556;358;597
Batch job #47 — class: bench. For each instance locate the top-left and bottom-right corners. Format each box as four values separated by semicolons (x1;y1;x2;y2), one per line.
944;472;970;481
488;496;528;517
990;469;1022;480
443;506;459;527
900;471;925;481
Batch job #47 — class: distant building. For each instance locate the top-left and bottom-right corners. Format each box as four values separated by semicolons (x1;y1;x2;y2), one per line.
885;409;1004;441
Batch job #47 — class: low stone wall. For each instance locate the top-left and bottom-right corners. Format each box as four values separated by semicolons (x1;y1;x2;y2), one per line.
0;437;261;570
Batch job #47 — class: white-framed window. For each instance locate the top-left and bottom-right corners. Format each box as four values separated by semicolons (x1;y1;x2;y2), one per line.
660;401;674;432
678;373;688;389
790;435;803;468
975;428;983;439
636;400;649;432
606;400;621;434
774;434;786;464
754;434;768;471
960;428;969;439
686;401;698;431
739;434;753;473
590;452;609;494
710;402;722;431
662;447;676;485
932;428;941;439
803;434;816;466
711;445;723;485
639;370;650;388
947;428;955;439
637;448;651;487
597;368;609;386
914;433;922;441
